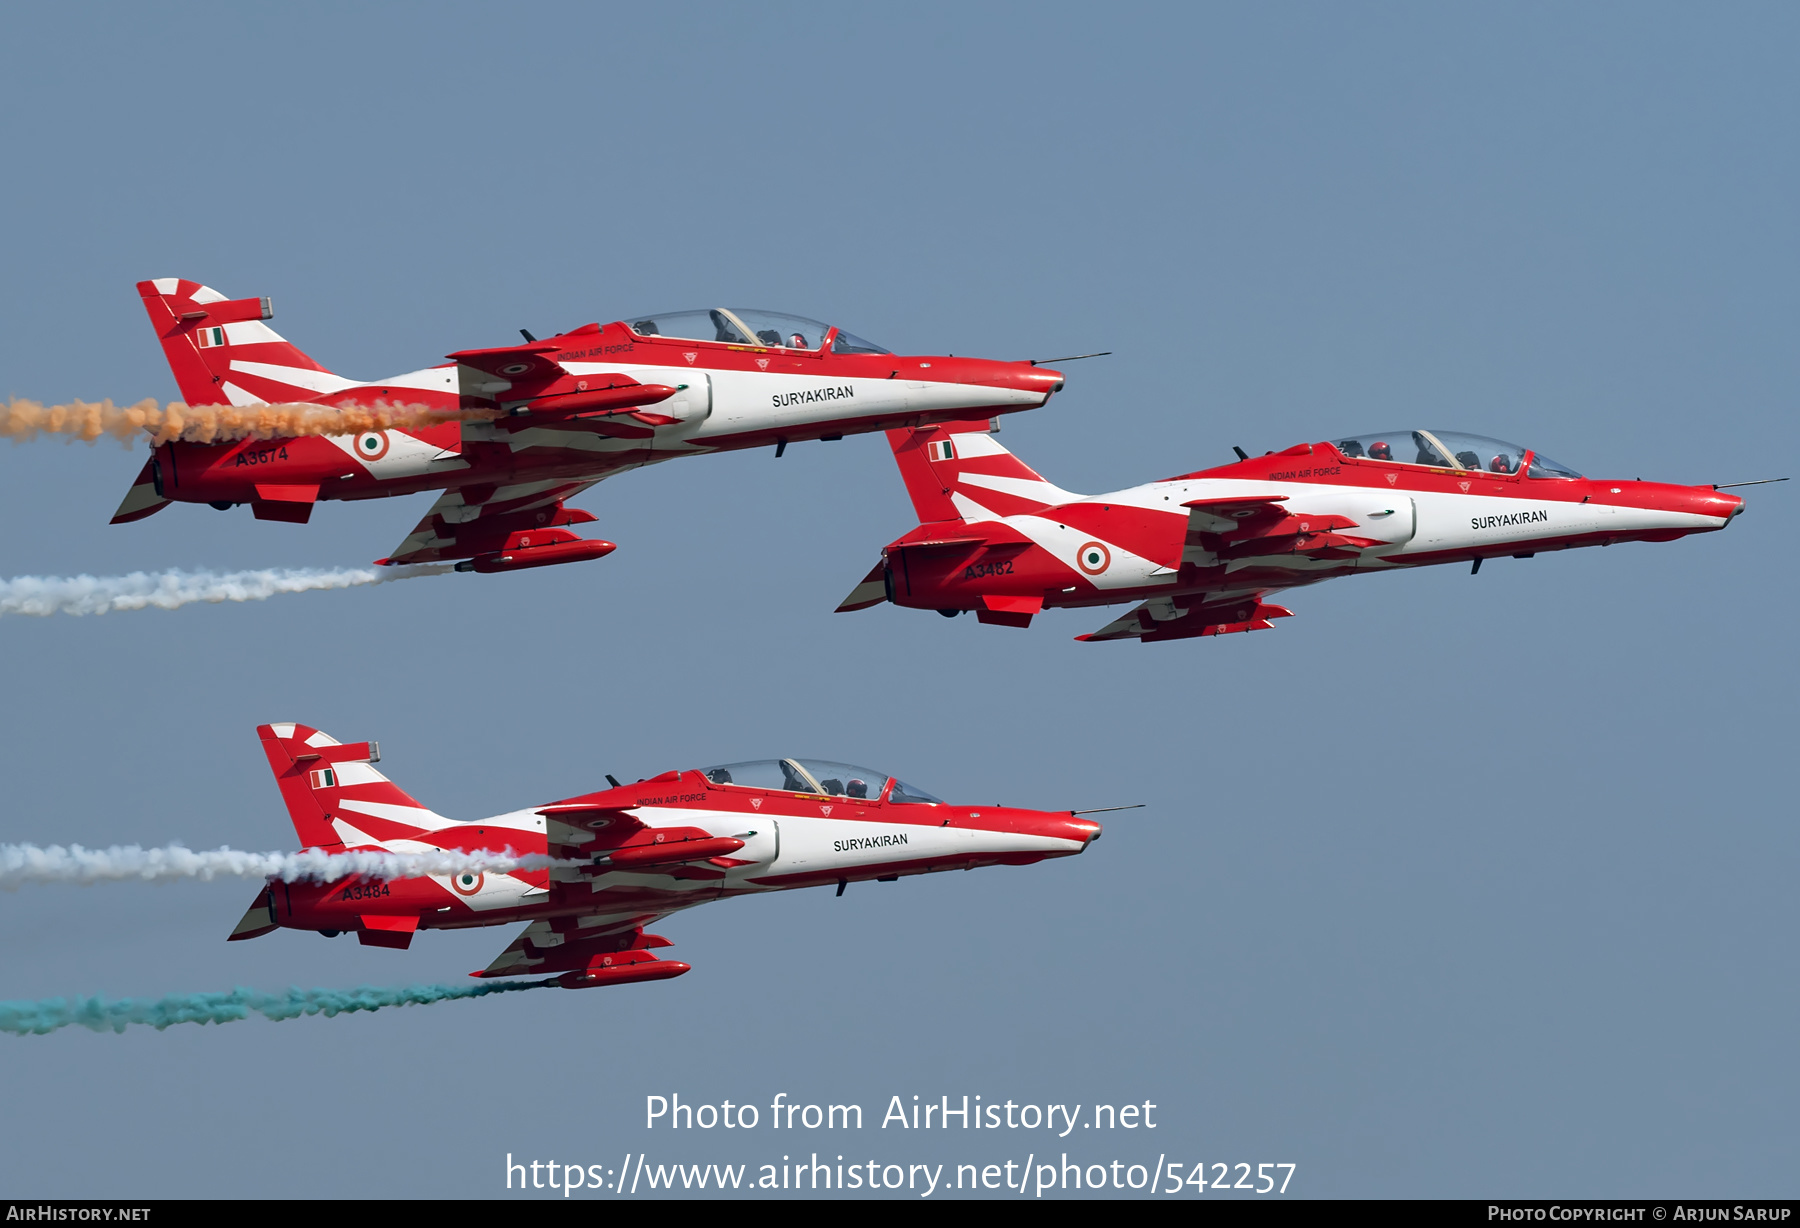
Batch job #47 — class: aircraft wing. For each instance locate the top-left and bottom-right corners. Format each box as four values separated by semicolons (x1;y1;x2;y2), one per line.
1179;497;1290;569
379;479;602;565
445;341;568;384
1181;496;1383;565
476;917;676;978
1182;496;1290;534
1076;593;1294;643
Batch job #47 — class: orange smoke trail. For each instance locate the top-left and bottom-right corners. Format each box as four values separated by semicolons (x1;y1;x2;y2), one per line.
0;398;497;446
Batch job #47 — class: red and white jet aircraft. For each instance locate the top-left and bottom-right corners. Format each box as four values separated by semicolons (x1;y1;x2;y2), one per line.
230;723;1103;988
838;421;1748;641
113;280;1064;573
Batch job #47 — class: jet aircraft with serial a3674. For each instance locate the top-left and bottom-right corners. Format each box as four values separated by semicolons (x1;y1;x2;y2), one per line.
112;279;1066;574
229;724;1105;988
836;421;1752;642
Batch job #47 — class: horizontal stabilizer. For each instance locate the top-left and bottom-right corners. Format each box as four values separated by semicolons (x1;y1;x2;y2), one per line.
890;534;989;551
836;562;888;612
226;887;278;941
110;458;170;524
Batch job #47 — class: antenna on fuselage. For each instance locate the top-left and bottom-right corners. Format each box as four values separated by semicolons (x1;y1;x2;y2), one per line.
1233;446;1249;461
1713;477;1789;489
1071;804;1145;815
520;329;537;343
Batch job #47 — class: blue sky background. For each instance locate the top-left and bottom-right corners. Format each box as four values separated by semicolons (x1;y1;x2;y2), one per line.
0;2;1793;1198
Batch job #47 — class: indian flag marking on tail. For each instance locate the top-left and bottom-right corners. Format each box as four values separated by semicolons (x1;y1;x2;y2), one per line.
197;326;226;348
928;440;955;462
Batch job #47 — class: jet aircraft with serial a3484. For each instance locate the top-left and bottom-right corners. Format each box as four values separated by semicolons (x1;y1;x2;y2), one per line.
111;279;1065;573
230;724;1105;988
836;421;1752;642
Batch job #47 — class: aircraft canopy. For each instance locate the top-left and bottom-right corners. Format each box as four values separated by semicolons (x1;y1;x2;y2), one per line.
700;758;943;805
1331;429;1582;478
627;309;891;355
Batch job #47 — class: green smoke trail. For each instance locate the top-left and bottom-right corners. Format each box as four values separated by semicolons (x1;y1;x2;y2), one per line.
0;978;553;1036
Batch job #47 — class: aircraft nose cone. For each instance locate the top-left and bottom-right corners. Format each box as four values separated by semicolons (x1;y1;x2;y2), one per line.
1694;488;1745;523
1076;818;1102;847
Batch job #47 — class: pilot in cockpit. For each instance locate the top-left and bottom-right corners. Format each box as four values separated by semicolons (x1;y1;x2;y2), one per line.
1368;440;1393;461
789;332;808;349
846;778;869;799
1490;452;1517;474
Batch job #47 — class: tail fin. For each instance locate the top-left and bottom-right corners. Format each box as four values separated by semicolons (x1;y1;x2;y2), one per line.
885;418;1078;524
257;723;449;851
138;278;348;407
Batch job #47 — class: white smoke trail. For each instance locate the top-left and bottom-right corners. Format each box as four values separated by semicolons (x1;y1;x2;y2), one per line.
0;563;449;618
0;979;553;1035
0;843;575;890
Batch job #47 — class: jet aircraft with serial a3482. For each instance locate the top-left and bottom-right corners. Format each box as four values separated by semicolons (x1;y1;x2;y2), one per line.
230;724;1106;988
111;279;1065;573
836;421;1756;642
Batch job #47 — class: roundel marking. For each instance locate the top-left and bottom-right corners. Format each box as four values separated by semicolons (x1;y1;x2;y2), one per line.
499;361;534;376
1075;541;1111;576
355;431;391;462
451;871;484;896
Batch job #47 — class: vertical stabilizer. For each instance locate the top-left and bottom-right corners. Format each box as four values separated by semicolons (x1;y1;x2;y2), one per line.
137;278;348;406
884;418;1077;523
256;723;448;850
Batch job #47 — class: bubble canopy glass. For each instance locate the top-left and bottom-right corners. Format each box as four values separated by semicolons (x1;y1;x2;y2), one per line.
1330;429;1582;478
626;309;891;355
699;759;944;804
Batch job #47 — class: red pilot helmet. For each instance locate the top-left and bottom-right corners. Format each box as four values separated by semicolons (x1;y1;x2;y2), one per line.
1368;441;1393;461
